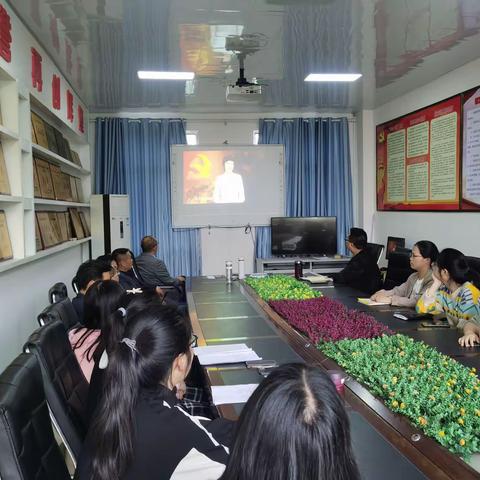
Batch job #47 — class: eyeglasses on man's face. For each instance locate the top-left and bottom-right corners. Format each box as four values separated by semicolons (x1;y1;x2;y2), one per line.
410;254;423;258
189;334;198;348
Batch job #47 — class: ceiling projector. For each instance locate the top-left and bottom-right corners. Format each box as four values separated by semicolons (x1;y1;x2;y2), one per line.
226;84;262;102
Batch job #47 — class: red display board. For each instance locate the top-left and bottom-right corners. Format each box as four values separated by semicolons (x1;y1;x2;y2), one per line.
376;96;461;211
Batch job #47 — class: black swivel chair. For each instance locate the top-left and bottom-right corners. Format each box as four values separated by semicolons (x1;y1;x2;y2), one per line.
367;243;384;264
466;256;480;277
383;248;414;290
37;297;80;329
48;282;68;304
25;320;89;464
0;353;71;480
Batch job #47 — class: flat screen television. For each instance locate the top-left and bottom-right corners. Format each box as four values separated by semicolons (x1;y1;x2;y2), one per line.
271;217;337;256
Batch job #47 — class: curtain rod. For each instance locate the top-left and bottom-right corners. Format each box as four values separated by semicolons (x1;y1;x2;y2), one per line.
95;118;184;123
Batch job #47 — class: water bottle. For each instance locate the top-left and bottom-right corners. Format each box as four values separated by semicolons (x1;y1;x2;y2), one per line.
225;261;233;284
294;260;303;279
238;258;245;280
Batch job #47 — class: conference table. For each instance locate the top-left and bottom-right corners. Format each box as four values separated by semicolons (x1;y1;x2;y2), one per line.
187;277;480;480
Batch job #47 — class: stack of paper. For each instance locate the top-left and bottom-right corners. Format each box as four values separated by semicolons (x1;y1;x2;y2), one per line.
193;343;262;365
211;384;259;405
300;274;332;284
357;298;390;306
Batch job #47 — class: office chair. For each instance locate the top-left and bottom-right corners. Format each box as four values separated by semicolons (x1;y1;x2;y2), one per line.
367;243;384;264
0;353;71;479
37;297;80;329
25;321;89;464
48;281;68;304
383;249;414;290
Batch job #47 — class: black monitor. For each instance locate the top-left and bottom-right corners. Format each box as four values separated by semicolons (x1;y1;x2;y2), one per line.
386;236;406;259
271;217;337;256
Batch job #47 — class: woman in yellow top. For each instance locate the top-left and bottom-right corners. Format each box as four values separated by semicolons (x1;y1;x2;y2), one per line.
421;249;480;347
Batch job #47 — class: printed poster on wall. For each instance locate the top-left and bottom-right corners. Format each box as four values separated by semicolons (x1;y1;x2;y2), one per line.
462;87;480;211
376;96;461;211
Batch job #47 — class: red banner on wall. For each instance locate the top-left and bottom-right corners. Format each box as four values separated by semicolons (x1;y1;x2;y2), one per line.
66;89;74;122
77;105;84;133
31;47;43;92
52;74;61;110
0;5;12;63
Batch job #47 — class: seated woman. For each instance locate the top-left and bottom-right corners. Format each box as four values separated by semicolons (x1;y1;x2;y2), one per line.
75;303;230;480
371;240;439;308
428;249;480;347
220;363;360;480
69;280;125;382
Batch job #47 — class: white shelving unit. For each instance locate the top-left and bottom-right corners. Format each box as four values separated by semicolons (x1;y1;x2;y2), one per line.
0;62;91;268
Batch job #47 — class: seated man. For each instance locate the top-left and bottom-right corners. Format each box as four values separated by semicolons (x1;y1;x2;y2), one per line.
332;228;382;295
112;248;144;290
113;247;187;314
135;236;186;303
135;236;185;288
72;260;114;323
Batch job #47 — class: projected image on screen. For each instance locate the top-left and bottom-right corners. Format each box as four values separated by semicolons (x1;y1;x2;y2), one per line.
183;151;248;204
171;145;285;227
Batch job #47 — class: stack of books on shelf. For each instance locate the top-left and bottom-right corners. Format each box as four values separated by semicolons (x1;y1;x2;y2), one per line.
34;157;83;202
0;141;10;196
35;208;90;251
31;111;82;167
0;211;13;261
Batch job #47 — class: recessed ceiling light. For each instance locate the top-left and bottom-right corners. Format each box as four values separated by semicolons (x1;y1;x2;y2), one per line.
304;73;362;82
137;71;195;80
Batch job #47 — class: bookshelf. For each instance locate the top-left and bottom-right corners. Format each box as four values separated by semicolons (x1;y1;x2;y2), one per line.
0;62;91;268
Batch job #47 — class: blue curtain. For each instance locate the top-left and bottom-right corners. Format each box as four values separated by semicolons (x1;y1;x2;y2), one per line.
256;117;353;257
94;118;201;276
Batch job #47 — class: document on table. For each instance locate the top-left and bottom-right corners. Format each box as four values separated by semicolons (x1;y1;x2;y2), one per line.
211;384;259;405
358;298;390;306
193;343;262;365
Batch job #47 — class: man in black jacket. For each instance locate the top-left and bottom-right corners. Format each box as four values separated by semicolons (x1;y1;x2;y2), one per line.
332;228;382;295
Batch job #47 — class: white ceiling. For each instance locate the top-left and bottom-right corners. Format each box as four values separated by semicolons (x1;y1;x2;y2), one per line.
8;0;480;113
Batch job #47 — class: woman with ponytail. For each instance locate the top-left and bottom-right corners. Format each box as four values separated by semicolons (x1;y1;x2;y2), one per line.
431;248;480;347
75;302;229;480
69;280;125;382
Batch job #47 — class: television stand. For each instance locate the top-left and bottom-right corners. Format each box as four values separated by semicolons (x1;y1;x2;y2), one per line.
256;256;350;275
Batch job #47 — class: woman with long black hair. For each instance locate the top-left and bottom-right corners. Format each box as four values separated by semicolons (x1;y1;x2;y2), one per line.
430;248;480;347
69;280;125;382
75;302;229;480
220;363;360;480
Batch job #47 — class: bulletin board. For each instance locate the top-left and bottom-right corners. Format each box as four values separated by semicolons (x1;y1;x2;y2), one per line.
376;96;462;211
461;86;480;210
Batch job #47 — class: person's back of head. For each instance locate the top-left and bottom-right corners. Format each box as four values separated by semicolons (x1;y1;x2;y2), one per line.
140;236;158;254
221;363;360;480
111;248;130;264
415;240;439;265
74;260;112;293
96;254;113;264
74;280;126;361
88;302;192;480
348;228;368;251
83;280;125;331
436;248;480;289
111;248;136;274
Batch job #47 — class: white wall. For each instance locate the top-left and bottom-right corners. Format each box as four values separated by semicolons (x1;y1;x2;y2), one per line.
0;2;90;370
363;58;480;255
0;244;89;369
